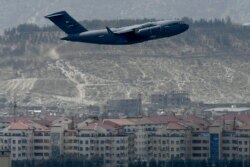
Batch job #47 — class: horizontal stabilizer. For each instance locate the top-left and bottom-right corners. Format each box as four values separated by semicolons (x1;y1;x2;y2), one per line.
45;11;87;34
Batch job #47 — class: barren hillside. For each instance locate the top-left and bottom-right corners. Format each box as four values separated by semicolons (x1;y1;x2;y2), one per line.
0;20;249;106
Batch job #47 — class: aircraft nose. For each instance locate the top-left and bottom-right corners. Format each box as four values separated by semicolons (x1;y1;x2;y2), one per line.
181;23;189;31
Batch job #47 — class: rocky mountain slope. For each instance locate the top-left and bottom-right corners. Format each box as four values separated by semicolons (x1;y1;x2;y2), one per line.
0;20;250;106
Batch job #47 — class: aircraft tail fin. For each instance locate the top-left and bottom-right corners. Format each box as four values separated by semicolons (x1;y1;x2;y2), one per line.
45;11;87;34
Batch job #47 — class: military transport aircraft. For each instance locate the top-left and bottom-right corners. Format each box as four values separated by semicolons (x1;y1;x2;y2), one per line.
45;11;189;45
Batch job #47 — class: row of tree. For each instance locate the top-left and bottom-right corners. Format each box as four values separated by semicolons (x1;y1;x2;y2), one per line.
2;17;249;43
0;17;250;58
12;156;103;167
12;158;250;167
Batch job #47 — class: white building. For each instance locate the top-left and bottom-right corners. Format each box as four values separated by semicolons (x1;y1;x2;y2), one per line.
0;120;50;160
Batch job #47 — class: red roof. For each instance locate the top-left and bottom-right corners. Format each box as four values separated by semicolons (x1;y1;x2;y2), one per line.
9;121;30;130
212;114;250;126
236;114;250;124
103;119;134;126
238;124;250;130
8;120;49;131
166;122;188;130
129;117;154;125
147;115;180;124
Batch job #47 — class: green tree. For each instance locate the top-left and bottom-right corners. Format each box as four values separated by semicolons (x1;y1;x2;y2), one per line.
149;159;157;167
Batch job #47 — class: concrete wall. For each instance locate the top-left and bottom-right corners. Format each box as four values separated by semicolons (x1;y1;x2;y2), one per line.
0;157;11;167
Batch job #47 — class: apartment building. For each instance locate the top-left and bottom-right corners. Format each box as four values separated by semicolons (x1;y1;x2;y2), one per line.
149;122;192;161
33;130;51;160
103;118;162;162
1;114;250;166
63;121;129;167
0;120;50;160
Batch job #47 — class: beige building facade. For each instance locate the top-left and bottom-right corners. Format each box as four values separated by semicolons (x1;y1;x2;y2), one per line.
0;151;11;167
1;114;250;166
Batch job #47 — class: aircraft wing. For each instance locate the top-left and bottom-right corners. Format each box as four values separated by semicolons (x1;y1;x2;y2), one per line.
114;29;135;34
112;23;156;35
113;26;139;35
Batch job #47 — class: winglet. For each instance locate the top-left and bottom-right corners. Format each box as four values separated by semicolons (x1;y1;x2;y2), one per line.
106;27;115;35
45;11;66;19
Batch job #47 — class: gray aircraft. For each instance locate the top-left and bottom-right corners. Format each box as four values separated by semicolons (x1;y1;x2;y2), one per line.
45;11;189;45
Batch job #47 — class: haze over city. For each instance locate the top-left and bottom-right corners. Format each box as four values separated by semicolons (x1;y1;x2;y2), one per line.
0;1;250;167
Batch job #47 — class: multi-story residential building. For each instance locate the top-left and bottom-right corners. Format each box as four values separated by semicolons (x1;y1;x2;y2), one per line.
0;120;50;160
63;121;129;167
1;114;250;166
191;131;210;160
149;122;192;161
33;129;51;160
103;118;161;162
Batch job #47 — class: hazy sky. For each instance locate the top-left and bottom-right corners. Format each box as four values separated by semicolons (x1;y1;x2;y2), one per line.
0;0;249;32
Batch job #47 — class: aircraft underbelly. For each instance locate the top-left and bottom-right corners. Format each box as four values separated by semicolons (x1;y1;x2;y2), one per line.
78;33;133;45
66;25;186;45
163;27;183;37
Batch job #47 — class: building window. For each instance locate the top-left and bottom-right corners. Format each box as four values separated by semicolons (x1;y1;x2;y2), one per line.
223;140;230;144
34;153;43;156
181;147;186;151
203;147;208;150
222;147;230;151
232;140;238;144
192;140;201;144
192;153;201;157
203;140;208;144
192;147;202;151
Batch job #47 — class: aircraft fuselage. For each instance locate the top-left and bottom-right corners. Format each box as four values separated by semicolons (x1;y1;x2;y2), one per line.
45;11;189;45
62;21;189;45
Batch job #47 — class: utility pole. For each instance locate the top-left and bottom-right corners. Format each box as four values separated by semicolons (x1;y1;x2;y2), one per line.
138;93;142;117
13;95;17;122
